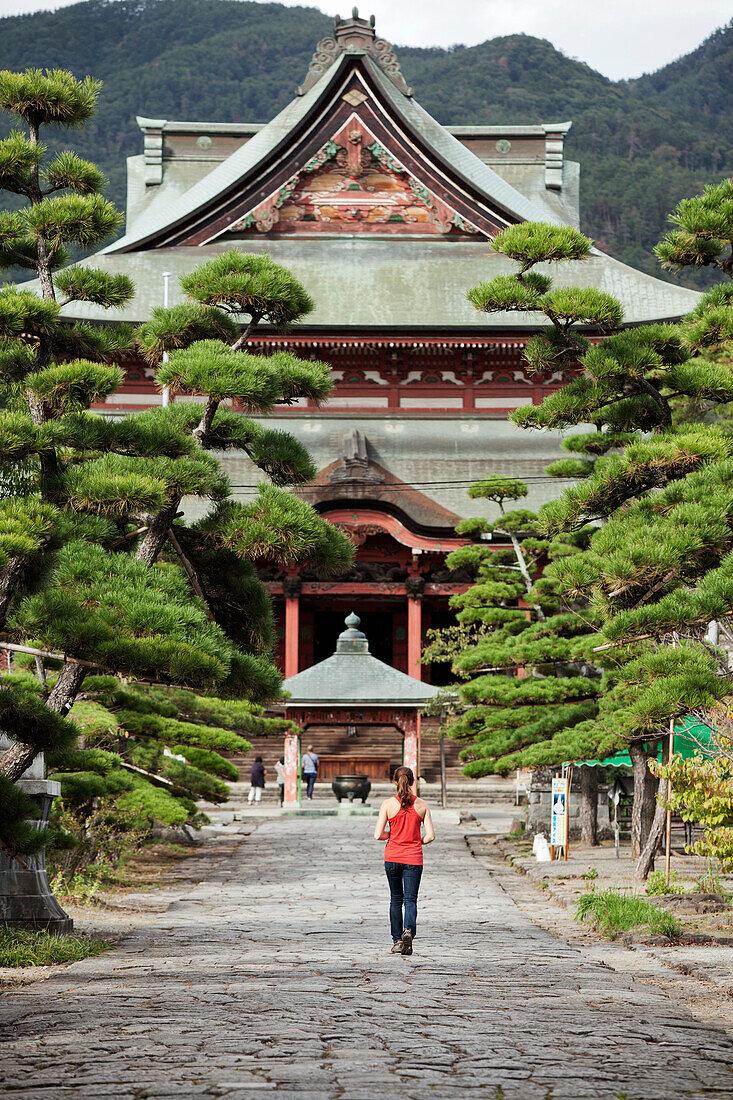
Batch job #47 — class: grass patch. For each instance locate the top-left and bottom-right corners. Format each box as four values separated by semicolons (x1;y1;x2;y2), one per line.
575;889;681;939
0;927;112;968
645;869;686;896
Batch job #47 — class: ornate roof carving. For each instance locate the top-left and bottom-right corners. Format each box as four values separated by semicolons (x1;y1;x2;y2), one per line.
225;124;482;239
297;8;413;97
328;429;384;485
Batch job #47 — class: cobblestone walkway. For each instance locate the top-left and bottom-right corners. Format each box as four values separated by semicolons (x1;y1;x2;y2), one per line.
1;816;733;1099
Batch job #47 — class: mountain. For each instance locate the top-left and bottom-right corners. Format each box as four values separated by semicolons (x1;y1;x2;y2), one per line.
630;22;733;144
1;0;731;289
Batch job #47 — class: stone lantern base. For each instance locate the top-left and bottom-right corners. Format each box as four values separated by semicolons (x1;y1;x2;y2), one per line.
0;741;73;935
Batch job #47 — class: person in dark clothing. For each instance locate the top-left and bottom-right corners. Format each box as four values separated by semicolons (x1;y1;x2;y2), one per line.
248;756;266;804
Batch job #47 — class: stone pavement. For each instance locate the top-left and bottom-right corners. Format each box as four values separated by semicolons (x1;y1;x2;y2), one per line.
1;816;733;1099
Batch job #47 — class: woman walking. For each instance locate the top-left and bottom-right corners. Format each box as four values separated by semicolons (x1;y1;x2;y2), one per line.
374;765;435;955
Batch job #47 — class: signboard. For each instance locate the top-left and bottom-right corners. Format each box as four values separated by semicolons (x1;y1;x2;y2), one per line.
550;776;568;848
284;732;300;804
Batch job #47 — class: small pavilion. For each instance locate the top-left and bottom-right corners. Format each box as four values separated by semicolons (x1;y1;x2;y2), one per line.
280;613;442;802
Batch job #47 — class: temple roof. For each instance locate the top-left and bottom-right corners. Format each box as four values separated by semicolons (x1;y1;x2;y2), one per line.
282;613;442;708
32;9;699;329
301;429;463;535
57;239;700;327
105;14;559;254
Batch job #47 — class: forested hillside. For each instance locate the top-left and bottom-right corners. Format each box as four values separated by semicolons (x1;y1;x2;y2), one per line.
0;0;730;287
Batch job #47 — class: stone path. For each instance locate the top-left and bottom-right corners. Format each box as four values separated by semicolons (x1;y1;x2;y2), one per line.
1;816;733;1099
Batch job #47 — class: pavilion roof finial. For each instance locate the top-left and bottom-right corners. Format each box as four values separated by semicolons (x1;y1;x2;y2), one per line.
337;611;369;654
296;10;413;98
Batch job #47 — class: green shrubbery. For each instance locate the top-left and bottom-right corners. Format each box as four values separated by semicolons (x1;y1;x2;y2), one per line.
575;890;680;939
0;927;112;967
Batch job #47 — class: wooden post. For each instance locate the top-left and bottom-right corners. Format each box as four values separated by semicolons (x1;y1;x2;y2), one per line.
665;718;674;881
565;765;573;861
407;596;422;681
284;731;300;805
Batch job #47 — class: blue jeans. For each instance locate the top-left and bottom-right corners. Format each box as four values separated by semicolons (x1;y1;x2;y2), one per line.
384;861;423;942
304;772;316;799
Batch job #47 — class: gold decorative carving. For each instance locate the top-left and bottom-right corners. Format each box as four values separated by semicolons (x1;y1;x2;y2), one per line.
343;89;368;106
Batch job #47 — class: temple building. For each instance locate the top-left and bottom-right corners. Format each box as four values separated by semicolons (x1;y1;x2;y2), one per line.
56;11;699;717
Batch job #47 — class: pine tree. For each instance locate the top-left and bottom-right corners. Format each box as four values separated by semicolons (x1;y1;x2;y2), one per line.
0;70;352;883
40;675;293;881
424;479;605;842
467;195;733;876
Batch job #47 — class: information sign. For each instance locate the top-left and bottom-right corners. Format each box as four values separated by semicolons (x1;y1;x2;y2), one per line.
550;776;568;848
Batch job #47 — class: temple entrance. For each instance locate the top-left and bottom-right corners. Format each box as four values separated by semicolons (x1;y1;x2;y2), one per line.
312;608;395;667
301;723;405;781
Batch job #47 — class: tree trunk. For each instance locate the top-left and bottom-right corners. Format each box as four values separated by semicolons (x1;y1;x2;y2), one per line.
634;730;672;881
192;397;220;444
508;534;546;622
46;660;86;716
580;765;599;846
629;740;659;857
0;556;25;629
0;739;38;782
34;655;47;687
0;662;86;780
136;504;178;566
635;797;667;882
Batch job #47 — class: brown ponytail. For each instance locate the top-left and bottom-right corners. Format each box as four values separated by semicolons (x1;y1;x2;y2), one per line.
394;766;414;809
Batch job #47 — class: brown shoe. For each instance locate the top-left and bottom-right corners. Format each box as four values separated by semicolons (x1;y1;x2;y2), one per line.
401;930;413;955
391;940;403;953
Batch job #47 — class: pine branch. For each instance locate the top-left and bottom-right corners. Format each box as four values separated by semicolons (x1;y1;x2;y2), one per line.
115;759;179;791
111;523;149;548
167;527;214;621
0;640;100;668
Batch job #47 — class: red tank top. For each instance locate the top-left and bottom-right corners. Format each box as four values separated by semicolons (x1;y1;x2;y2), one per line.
384;796;424;866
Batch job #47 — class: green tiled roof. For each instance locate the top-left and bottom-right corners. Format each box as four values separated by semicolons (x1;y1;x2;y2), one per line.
50;239;700;327
283;613;443;707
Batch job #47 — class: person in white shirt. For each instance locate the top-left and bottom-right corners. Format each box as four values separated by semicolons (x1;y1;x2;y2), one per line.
275;757;285;806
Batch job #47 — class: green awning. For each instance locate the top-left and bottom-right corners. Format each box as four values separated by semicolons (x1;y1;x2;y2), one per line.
572;717;713;769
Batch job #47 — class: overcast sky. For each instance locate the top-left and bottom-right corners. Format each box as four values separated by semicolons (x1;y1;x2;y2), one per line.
0;0;729;80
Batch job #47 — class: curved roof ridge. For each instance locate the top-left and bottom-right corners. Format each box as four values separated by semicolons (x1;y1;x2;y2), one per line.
103;58;345;254
363;59;563;228
104;48;560;255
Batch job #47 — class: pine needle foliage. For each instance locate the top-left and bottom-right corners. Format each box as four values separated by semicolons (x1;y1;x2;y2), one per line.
656;179;733;278
469;189;733;871
38;673;293;861
178;250;313;327
0;69;352;871
425;479;601;777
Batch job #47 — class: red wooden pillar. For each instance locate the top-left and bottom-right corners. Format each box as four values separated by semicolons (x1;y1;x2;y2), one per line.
407;597;422;680
407;568;424;681
283;575;301;679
